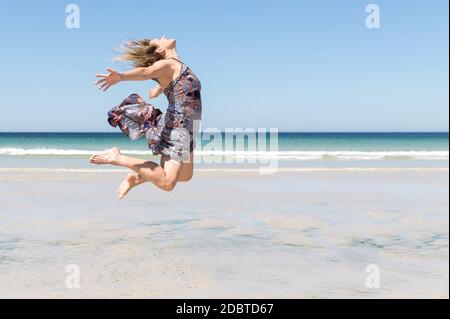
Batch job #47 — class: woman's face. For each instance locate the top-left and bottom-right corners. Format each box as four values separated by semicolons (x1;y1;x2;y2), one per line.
151;36;176;56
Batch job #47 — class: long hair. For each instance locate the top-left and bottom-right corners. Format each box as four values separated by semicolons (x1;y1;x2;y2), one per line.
116;39;164;68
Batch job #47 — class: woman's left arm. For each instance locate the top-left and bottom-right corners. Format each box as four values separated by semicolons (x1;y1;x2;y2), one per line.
95;60;171;91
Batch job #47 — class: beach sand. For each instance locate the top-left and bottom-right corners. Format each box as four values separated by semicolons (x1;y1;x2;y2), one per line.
0;169;448;298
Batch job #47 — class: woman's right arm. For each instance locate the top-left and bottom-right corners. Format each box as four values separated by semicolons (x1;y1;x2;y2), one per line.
149;85;163;99
95;60;171;91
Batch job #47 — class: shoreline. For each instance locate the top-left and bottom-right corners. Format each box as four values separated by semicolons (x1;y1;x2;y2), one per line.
0;166;448;175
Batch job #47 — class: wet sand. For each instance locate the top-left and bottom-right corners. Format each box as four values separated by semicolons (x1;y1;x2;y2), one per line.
0;169;448;298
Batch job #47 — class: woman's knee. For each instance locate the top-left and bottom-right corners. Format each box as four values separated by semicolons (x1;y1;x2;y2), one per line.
160;178;177;192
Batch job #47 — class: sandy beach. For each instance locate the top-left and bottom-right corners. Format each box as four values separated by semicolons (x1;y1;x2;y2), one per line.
0;168;448;298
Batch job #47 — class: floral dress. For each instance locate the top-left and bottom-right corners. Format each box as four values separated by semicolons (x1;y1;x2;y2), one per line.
107;62;202;162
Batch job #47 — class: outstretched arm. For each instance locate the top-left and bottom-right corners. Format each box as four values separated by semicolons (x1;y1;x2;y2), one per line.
95;60;171;91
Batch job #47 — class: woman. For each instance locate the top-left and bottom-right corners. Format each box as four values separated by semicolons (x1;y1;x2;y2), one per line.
90;36;202;198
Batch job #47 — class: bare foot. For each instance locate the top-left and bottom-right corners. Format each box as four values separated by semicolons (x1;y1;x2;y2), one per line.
117;173;145;199
89;147;121;165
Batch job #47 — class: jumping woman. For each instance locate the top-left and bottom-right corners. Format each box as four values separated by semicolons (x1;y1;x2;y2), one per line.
90;36;202;198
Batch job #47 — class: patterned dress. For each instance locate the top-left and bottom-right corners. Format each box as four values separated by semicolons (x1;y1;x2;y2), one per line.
107;61;202;162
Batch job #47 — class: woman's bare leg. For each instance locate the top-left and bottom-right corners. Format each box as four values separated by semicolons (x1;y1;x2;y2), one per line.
162;151;194;182
115;152;194;199
89;147;183;192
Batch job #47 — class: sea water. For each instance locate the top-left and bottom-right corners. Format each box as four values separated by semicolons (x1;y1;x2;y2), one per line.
0;132;448;171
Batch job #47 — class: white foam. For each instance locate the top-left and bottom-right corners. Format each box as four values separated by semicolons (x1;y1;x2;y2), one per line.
197;150;449;160
0;148;153;156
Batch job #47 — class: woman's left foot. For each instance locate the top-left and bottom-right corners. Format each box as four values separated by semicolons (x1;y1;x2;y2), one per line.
117;173;144;199
89;147;121;165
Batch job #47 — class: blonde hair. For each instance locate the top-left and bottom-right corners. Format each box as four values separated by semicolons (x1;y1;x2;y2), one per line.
116;39;163;68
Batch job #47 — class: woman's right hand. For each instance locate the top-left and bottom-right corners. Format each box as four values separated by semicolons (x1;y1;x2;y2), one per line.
149;87;158;99
95;68;123;91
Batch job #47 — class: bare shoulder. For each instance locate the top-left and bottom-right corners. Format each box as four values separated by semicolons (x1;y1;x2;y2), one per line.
145;59;174;80
151;59;173;70
150;59;182;86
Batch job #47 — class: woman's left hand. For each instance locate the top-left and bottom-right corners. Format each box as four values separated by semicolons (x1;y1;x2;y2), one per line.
95;68;122;91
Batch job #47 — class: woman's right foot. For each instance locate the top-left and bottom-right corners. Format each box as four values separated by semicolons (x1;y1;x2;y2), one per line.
117;173;144;199
90;147;121;165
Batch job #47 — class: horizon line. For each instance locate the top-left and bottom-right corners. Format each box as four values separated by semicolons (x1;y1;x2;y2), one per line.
0;131;449;134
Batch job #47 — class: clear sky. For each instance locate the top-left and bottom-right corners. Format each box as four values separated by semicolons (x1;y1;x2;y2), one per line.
0;0;448;132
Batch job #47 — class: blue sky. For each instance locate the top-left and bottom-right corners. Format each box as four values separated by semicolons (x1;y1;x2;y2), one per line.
0;0;448;132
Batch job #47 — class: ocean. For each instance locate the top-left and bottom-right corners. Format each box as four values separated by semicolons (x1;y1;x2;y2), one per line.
0;132;448;174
